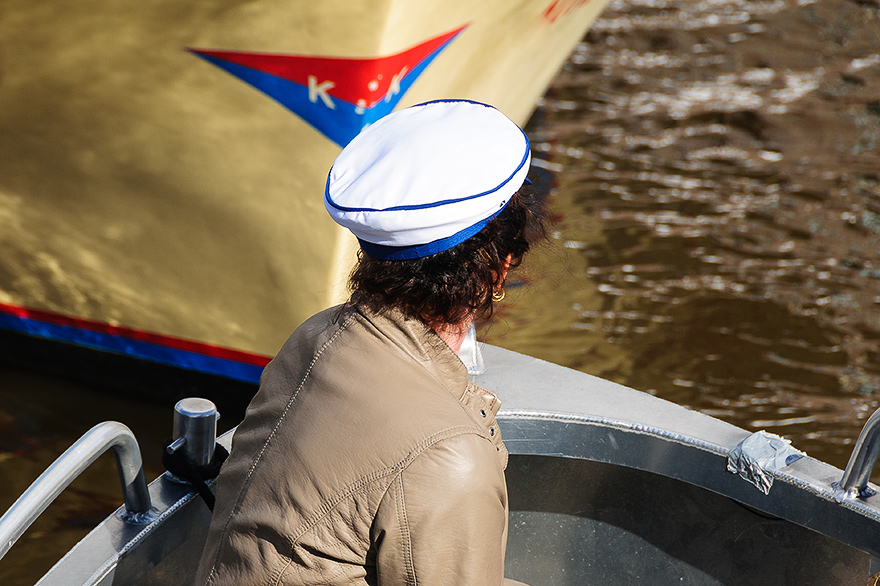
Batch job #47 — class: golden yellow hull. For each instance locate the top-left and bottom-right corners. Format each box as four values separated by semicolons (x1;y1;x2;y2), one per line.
0;0;607;380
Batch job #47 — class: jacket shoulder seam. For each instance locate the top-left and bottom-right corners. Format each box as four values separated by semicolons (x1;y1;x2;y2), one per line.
201;311;357;585
287;424;486;547
395;472;417;585
385;428;498;586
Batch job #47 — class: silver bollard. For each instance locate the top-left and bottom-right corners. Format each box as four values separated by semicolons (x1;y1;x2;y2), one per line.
166;398;219;475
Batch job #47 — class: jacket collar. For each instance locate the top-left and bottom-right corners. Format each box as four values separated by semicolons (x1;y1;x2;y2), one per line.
348;304;507;465
350;305;473;402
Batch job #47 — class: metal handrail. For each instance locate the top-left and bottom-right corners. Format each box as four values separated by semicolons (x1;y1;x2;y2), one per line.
0;421;152;561
837;406;880;500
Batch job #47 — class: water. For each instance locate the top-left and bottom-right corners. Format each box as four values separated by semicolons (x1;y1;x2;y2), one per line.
3;0;880;583
0;370;171;585
484;0;880;471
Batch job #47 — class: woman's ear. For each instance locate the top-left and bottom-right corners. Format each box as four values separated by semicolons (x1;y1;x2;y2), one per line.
500;254;513;283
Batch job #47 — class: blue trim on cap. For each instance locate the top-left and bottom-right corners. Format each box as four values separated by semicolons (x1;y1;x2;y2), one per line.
358;206;506;260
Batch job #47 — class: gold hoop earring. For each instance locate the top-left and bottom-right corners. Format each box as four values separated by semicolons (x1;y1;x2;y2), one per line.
492;287;505;302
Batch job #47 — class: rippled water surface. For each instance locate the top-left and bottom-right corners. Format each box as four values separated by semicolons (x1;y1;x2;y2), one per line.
485;0;880;471
0;371;170;586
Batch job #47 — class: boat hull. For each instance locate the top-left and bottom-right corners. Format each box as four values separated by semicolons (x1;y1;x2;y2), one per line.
0;0;608;379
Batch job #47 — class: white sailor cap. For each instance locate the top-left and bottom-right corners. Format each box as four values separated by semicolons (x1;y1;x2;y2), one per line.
324;100;531;260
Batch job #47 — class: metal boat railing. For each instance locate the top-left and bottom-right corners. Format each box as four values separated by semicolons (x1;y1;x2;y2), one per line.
2;380;879;585
0;421;153;561
837;406;880;500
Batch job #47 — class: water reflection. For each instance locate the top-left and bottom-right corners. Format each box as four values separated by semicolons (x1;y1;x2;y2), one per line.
0;370;170;586
486;0;880;471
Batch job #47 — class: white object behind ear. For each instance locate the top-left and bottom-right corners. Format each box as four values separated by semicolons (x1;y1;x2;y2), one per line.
459;322;485;376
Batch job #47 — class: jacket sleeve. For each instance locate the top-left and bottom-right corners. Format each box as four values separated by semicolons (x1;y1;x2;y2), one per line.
372;432;509;586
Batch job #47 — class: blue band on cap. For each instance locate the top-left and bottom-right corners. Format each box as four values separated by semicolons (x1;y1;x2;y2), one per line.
358;206;506;260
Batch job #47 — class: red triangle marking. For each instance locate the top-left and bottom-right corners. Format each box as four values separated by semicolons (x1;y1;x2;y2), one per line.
190;25;467;108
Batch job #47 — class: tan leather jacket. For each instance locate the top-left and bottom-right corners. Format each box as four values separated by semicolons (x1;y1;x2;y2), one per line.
195;305;509;586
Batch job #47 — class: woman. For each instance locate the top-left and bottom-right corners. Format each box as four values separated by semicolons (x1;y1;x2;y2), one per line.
196;100;545;586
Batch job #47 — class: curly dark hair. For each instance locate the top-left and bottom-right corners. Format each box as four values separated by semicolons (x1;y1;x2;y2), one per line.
348;183;547;327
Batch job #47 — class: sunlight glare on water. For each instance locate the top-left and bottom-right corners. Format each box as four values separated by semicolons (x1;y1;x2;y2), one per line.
485;0;880;472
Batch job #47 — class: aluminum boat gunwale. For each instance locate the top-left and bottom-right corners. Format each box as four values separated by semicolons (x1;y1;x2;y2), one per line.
5;342;877;586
